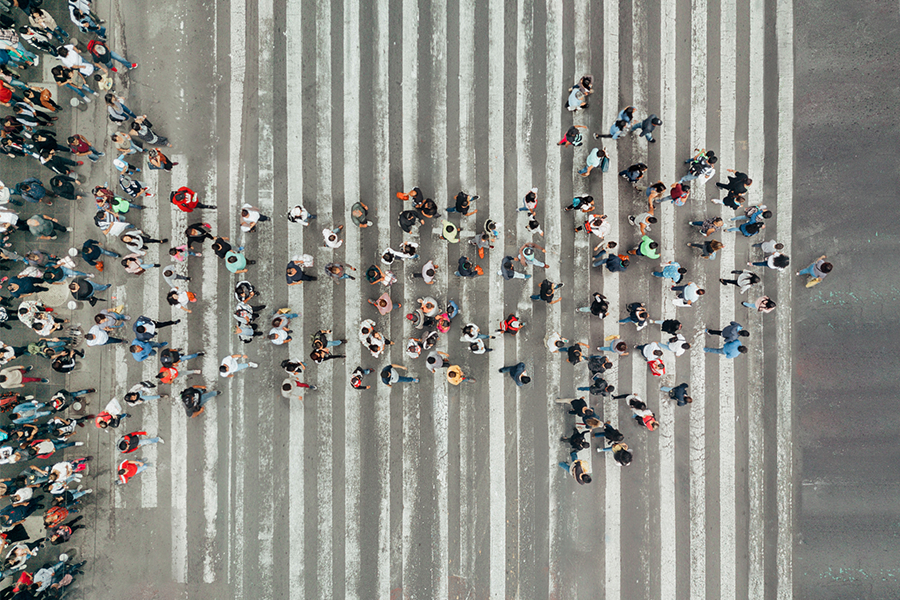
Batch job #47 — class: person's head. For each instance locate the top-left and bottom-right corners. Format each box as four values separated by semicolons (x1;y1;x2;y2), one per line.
820;262;833;273
651;117;663;126
607;241;617;249
774;243;784;250
649;242;658;250
615;119;627;130
166;291;179;306
520;375;531;385
117;467;127;477
737;330;751;339
648;420;659;431
761;210;772;219
581;75;592;88
624;106;635;117
654;349;663;357
738;346;749;354
621;258;630;267
218;365;228;373
56;46;69;57
696;289;706;296
581;474;592;484
773;254;790;268
84;333;95;342
584;417;601;429
111;133;121;142
227;256;237;264
709;240;725;251
709;156;718;164
682;184;691;191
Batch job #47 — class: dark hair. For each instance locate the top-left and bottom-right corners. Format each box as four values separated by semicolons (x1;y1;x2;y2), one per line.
738;346;749;353
677;267;687;274
651;117;663;125
649;242;658;249
648;217;658;224
581;474;592;483
57;46;69;57
282;383;292;392
761;210;772;219
709;156;718;164
739;330;750;337
520;375;531;384
772;254;790;268
820;262;833;273
219;365;227;372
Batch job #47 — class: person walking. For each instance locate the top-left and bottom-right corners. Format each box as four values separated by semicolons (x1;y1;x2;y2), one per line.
595;336;629;357
555;396;595;419
576;292;608;318
703;338;748;358
651;260;686;284
689;216;724;237
170;186;216;212
631;113;662;142
446;191;478;216
116;459;151;485
577;147;608;177
349;367;373;390
116;431;163;454
446;365;475;385
618;302;650;330
556;125;586;147
380;364;418;387
219;354;258;377
558;452;591;484
687;239;724;260
671;282;705;306
180;386;221;418
719;269;761;293
592;421;625;447
531;279;563;305
0;366;47;388
499;362;530;386
796;254;832;287
661;382;692;406
627;234;660;260
84;325;125;347
599;442;633;466
748;251;790;272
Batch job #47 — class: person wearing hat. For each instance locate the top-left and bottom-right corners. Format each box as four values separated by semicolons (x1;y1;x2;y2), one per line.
631;113;663;142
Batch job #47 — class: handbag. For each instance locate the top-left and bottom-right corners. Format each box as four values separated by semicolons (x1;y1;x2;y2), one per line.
599;155;609;173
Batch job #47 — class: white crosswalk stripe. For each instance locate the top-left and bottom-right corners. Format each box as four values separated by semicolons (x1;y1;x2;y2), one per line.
89;0;798;597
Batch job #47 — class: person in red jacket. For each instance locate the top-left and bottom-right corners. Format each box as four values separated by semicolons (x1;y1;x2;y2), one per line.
170;186;216;213
117;459;151;485
116;431;163;454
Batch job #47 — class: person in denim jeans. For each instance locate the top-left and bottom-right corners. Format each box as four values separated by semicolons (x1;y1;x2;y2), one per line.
14;178;52;205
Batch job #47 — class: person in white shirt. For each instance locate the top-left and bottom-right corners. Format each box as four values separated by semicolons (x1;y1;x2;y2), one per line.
219;354;258;378
322;225;344;248
661;333;690;356
84;324;125;346
286;204;316;225
239;203;269;233
57;43;95;77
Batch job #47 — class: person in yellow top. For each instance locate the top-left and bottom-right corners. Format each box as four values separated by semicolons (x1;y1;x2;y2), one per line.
446;365;475;385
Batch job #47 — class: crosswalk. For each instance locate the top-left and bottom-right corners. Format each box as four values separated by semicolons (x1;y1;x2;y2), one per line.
82;0;799;598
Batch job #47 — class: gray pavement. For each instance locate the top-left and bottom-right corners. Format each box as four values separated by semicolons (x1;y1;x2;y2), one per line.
0;0;887;599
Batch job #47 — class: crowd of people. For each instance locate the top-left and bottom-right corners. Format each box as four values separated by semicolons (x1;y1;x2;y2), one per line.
0;0;834;593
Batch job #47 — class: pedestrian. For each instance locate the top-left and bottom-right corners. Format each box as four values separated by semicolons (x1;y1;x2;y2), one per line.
287;203;316;225
796;254;832;287
239;203;269;233
671;282;705;306
499;362;530;386
618;302;650;330
48;516;86;545
560;343;590;365
619;162;648;184
576;292;608;318
627;234;660;259
29;8;69;45
446;365;474;385
84;324;125;347
752;239;784;254
148;147;177;171
446;191;478;215
129;339;166;362
181;386;221;418
664;182;691;206
68;277;111;306
617;394;658;430
742;296;777;313
560;427;590;451
166;287;197;314
516;242;548;270
116;459;150;485
596;106;634;140
565;74;592;112
26;214;71;240
14;178;53;205
704;337;748;358
86;37;136;72
556;124;586;147
719;269;761;293
707;321;750;343
4;276;48;299
601;442;633;466
104;92;137;122
219;354;259;378
349;367;373;390
564;195;595;213
66;134;103;163
716;169;752;194
469;232;494;259
556;396;595;419
0;366;47;388
531;279;563;305
225;249;255;274
748;251;790;272
687;239;724;260
122;381;163;407
170;186;216;212
132;315;179;341
651;260;686;284
558;452;591;484
689;216;724;237
517;187;538;213
524;212;544;237
577;147;608;177
627;211;657;236
578;372;615;396
380;364;417;387
712;189;746;210
680;149;717;184
592;244;629;272
116;431;163;454
286;260;317;284
120;230;168;256
631;113;663;142
497;313;525;336
184;223;214;249
398;209;423;233
499;255;531;281
590;420;624;445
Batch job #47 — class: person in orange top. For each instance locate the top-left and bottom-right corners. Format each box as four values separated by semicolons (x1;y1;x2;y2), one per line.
446;365;474;385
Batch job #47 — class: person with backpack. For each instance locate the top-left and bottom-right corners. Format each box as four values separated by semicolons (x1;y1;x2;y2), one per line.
181;386;221;418
556;124;586;147
558;452;591;484
85;38;135;72
601;442;633;466
116;431;163;454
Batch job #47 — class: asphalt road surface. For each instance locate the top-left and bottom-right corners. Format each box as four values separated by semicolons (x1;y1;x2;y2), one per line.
0;0;891;599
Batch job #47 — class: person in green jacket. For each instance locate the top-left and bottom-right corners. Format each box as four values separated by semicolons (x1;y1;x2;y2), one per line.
627;235;659;259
